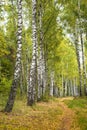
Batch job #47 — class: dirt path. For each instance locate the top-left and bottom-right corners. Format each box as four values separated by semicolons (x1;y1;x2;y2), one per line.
58;98;80;130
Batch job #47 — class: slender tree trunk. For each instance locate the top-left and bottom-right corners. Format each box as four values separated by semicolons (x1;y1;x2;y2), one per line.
4;0;22;112
70;80;72;96
72;80;74;96
37;3;46;99
37;10;43;98
61;73;64;97
73;78;77;96
63;77;66;97
73;79;75;96
66;81;69;96
80;32;87;95
53;87;58;97
27;0;37;106
69;80;71;96
26;49;29;96
20;71;23;95
58;87;60;97
20;61;24;95
74;24;82;96
69;80;72;96
78;0;87;96
50;72;54;96
65;79;67;97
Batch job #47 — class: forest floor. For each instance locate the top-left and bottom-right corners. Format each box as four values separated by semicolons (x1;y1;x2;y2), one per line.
0;97;87;130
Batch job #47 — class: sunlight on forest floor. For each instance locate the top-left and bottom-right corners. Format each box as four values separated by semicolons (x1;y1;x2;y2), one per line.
0;97;87;130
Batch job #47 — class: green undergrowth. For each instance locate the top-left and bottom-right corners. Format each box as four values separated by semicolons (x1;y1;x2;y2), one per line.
0;94;8;110
64;97;87;109
1;97;87;130
64;97;87;130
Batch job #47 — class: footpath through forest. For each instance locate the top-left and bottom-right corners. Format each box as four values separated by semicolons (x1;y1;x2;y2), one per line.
0;97;83;130
58;98;80;130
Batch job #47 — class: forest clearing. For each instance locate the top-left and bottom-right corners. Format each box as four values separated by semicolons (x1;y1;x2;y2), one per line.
0;97;87;130
1;0;87;129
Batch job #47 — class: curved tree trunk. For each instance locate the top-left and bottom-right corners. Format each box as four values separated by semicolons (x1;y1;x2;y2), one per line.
4;0;22;112
27;0;37;106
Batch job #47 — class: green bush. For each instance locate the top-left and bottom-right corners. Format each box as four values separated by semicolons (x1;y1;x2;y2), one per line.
0;77;12;95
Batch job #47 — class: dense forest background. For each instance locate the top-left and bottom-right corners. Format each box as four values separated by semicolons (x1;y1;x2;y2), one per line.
0;0;87;112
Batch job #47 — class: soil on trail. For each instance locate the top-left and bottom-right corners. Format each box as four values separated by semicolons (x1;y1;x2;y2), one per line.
58;97;80;130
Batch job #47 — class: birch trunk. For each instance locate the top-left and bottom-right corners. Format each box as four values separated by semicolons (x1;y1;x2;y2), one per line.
38;3;46;99
61;73;64;97
65;79;68;97
53;87;58;97
20;71;23;95
20;60;24;95
78;0;87;96
72;80;74;96
74;24;82;96
37;7;43;98
66;81;69;96
27;0;37;106
73;78;77;96
69;80;72;96
26;49;29;96
80;32;87;95
63;78;66;97
4;0;22;112
70;80;72;96
50;72;54;96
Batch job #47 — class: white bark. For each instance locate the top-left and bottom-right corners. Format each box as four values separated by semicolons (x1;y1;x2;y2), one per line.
78;0;87;96
37;3;46;99
4;0;22;112
74;23;82;96
50;72;54;96
27;0;37;105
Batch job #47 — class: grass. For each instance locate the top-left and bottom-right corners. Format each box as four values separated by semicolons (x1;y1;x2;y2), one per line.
0;97;62;130
1;96;87;130
63;97;87;109
64;97;87;130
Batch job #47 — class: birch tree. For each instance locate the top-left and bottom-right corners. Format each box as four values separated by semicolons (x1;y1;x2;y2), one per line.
50;72;54;96
78;0;87;96
4;0;23;112
74;24;82;96
37;2;46;100
27;0;37;106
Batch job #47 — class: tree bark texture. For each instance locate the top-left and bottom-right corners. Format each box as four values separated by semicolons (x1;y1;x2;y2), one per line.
37;3;46;99
78;0;87;96
74;23;82;96
27;0;37;106
4;0;22;112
